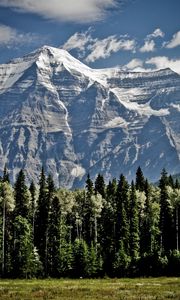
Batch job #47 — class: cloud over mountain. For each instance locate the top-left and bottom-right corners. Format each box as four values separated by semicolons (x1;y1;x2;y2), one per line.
165;31;180;49
0;24;41;47
0;0;118;23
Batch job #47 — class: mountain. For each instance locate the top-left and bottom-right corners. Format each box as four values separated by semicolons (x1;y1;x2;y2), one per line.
0;45;180;187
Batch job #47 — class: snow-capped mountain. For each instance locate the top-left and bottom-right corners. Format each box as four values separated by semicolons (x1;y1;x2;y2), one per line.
0;45;180;187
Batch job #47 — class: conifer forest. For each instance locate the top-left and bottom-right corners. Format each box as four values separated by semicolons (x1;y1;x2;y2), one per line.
0;166;180;279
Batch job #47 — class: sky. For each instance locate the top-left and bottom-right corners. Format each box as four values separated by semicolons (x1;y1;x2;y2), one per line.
0;0;179;73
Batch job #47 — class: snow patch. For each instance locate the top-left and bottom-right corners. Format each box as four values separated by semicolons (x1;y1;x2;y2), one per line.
105;117;128;129
112;87;170;116
71;165;86;178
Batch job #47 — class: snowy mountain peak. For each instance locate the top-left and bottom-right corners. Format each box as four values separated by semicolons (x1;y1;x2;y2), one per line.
0;46;180;187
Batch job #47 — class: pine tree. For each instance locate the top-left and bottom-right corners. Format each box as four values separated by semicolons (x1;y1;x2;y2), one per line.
168;175;174;188
73;239;89;277
95;174;106;199
175;179;180;189
115;174;130;254
140;179;152;255
14;170;30;218
3;165;10;183
0;182;14;277
35;167;49;275
129;181;140;261
167;186;180;251
47;174;55;205
12;216;35;278
100;179;117;275
113;240;131;277
90;193;103;251
83;174;94;245
159;169;174;252
87;243;98;277
29;181;36;240
135;166;145;192
47;196;61;277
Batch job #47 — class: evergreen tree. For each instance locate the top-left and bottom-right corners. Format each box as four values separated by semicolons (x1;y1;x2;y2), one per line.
83;174;94;245
3;165;10;183
175;179;180;189
159;169;174;252
167;186;180;251
139;180;153;255
35;167;49;275
73;239;89;277
129;181;140;262
29;181;36;240
135;166;145;192
168;175;174;188
12;216;35;278
86;173;94;198
47;174;55;206
113;240;131;277
59;240;73;277
95;174;106;199
115;174;130;254
0;182;14;277
14;170;30;218
47;196;61;277
100;179;117;275
87;243;98;277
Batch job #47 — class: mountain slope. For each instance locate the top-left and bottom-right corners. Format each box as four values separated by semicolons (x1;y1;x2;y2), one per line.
0;46;180;187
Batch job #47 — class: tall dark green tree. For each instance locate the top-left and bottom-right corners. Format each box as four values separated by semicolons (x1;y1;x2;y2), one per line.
115;174;130;254
0;182;14;277
129;181;140;261
83;174;94;245
29;180;36;239
12;216;35;278
72;239;89;277
159;169;174;252
14;170;30;219
99;179;117;275
135;166;145;192
47;196;61;277
3;165;10;183
140;179;152;255
95;174;106;199
35;167;49;275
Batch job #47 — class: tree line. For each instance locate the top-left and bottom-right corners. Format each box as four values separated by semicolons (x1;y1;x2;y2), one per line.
0;166;180;278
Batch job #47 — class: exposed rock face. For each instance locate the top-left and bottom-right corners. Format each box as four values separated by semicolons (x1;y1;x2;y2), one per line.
0;45;180;187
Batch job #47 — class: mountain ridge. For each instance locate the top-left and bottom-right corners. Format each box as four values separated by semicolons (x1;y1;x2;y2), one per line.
0;45;180;187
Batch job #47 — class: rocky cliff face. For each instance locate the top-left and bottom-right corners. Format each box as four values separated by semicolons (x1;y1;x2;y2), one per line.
0;45;179;187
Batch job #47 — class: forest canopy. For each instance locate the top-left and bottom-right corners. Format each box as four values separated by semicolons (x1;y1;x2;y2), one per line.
0;166;180;278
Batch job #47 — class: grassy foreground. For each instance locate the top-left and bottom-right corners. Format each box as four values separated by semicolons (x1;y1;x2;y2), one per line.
0;277;179;300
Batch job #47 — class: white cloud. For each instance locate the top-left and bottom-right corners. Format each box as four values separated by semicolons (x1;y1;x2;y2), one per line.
139;28;164;53
165;31;180;48
139;40;155;53
146;56;180;74
63;29;93;56
0;24;17;44
0;0;117;23
125;58;143;69
123;58;153;72
147;28;164;39
0;24;43;47
85;36;136;62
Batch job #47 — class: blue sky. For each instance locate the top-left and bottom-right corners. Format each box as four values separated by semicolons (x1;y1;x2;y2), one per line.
0;0;179;73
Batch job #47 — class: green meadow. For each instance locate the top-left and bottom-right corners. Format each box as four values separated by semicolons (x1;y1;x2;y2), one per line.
0;277;179;300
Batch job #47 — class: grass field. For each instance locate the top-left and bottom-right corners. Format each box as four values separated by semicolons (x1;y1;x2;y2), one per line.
0;277;179;300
